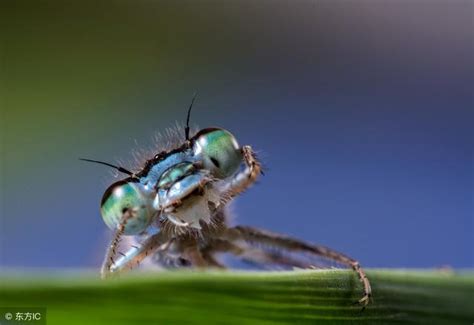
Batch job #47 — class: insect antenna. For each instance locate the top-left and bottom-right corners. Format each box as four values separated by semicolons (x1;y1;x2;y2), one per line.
185;92;198;141
79;158;135;177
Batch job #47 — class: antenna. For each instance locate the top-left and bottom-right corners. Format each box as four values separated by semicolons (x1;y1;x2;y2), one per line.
185;92;198;141
79;158;135;176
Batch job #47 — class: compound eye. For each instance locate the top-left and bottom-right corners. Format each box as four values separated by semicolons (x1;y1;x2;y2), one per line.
193;128;242;178
100;180;153;235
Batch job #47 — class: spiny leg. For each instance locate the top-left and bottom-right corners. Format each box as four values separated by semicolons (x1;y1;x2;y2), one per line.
113;233;168;274
220;145;262;200
201;238;312;269
223;226;372;308
101;229;167;278
101;212;133;278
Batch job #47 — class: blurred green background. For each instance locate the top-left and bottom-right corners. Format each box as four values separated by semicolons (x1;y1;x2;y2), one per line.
1;0;472;269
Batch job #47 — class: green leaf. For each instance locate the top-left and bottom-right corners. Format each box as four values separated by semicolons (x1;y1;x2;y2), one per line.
1;269;473;324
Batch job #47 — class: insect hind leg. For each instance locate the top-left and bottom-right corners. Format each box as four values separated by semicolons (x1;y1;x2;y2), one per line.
201;238;312;270
223;226;372;308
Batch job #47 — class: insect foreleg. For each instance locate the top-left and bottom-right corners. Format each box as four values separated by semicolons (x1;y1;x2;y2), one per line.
223;226;372;308
220;145;262;200
101;231;167;278
100;220;126;279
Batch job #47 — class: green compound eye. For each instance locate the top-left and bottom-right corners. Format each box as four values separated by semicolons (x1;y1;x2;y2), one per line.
193;128;242;179
100;180;153;235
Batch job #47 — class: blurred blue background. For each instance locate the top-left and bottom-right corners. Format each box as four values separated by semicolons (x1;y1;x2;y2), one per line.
1;0;473;269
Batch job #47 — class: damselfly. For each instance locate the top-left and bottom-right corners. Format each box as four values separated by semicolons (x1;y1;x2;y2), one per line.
82;96;372;308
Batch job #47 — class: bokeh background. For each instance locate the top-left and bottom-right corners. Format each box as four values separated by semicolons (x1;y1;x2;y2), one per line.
1;0;472;269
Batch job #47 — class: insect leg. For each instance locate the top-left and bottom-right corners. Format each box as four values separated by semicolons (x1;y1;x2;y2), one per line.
220;145;262;200
201;239;312;269
181;245;210;267
200;252;226;268
223;226;372;308
101;212;135;278
101;230;167;278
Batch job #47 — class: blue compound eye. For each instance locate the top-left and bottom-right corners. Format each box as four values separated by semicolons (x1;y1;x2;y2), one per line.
193;128;242;179
100;180;153;235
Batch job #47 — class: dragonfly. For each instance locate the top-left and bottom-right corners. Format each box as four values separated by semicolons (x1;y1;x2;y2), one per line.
81;96;372;308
